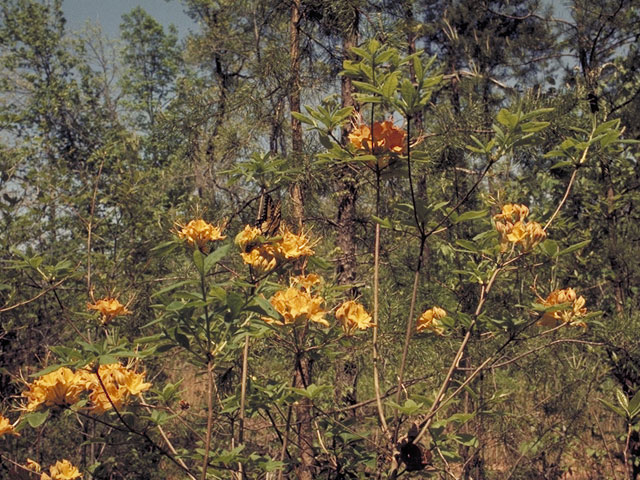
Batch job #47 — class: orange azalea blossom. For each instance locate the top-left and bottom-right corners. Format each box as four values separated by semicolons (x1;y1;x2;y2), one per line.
417;307;447;335
234;224;263;250
336;300;374;335
494;203;546;252
537;288;588;328
22;367;87;412
21;364;151;415
290;273;322;292
277;227;315;259
263;276;328;327
86;363;152;414
40;459;82;480
0;414;18;437
236;224;316;273
87;297;131;325
349;120;406;154
26;459;41;473
493;203;529;223
176;219;226;252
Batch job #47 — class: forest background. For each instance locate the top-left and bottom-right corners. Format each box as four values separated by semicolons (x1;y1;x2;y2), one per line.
1;0;640;479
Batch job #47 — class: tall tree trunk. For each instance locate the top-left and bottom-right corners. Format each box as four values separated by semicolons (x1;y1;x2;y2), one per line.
290;3;312;479
294;353;315;480
289;0;304;231
336;7;359;294
334;6;361;418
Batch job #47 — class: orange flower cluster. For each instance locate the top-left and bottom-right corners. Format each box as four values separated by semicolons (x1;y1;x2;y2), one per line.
88;364;153;414
22;364;151;414
87;297;131;325
416;307;447;335
349;120;406;155
27;459;82;480
336;300;374;335
235;225;315;274
494;204;546;252
0;413;17;437
175;219;226;252
262;274;328;327
537;288;588;328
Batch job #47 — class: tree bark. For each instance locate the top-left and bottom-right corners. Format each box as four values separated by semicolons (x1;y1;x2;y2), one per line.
289;0;304;231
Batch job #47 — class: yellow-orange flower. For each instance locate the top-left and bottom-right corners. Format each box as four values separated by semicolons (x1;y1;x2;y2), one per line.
349;120;406;155
176;219;226;252
537;288;588;328
417;307;447;335
87;297;131;325
26;459;41;473
290;273;322;292
336;300;374;335
263;276;328;327
239;246;278;274
493;203;529;223
21;364;151;415
494;203;546;252
234;225;262;250
277;227;315;260
22;367;87;412
0;414;18;437
236;224;316;273
40;459;82;480
86;363;151;414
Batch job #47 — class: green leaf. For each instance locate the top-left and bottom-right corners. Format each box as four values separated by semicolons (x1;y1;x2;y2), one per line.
599;398;626;418
318;133;333;150
386;398;424;415
453;209;488;224
539;239;559;257
150;240;180;256
352;80;381;95
628;388;640;420
520;121;549;133
557;239;590;256
496;108;518;129
253;295;280;320
193;249;204;275
291;111;316;126
455;239;479;253
24;410;50;427
204;244;231;275
549;160;574;169
453;433;478;447
381;72;399;99
174;331;191;351
371;215;393;229
616;388;629;412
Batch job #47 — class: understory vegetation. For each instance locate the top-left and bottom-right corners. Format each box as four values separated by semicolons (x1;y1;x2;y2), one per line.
1;0;640;479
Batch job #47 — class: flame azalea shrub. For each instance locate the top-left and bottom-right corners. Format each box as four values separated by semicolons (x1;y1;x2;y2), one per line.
175;218;226;253
39;459;82;480
416;307;447;335
493;203;546;252
349;120;407;155
0;413;17;437
87;297;131;325
6;35;626;480
235;224;315;274
537;288;588;328
336;300;375;335
262;274;328;326
349;120;406;168
21;364;150;414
